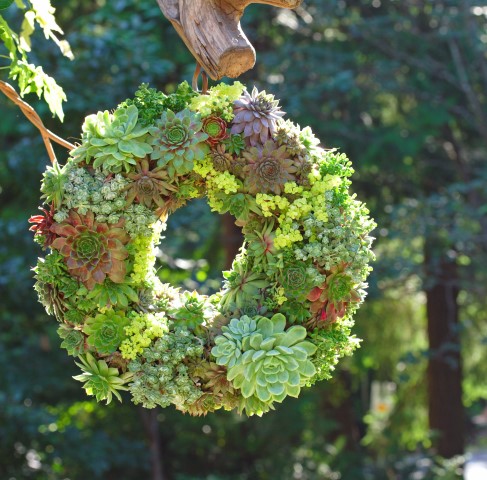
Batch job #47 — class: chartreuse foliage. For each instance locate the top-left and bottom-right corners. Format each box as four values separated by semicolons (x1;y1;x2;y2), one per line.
31;80;375;416
0;0;70;119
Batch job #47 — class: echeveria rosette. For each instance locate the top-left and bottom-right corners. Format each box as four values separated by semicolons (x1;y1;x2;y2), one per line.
243;141;297;195
149;109;209;178
231;87;285;146
215;314;317;411
84;310;130;354
71;105;153;173
211;316;258;368
73;353;133;404
50;211;129;290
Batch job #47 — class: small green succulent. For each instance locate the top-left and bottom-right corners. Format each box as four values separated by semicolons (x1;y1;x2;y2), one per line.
170;290;208;331
58;325;86;356
211;316;258;368
86;280;139;310
220;257;269;311
149;109;208;178
73;353;133;404
222;134;245;156
219;314;317;405
40;161;67;208
71;105;153;173
245;221;276;267
83;310;130;354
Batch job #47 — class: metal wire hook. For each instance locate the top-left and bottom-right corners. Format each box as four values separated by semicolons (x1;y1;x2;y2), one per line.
192;63;209;94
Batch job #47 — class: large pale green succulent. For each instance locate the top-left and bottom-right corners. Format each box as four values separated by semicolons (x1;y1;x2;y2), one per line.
149;109;208;178
83;310;130;354
71;105;153;173
73;353;133;404
214;314;317;407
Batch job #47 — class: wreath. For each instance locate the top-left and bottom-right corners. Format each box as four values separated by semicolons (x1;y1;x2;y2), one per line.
30;81;375;416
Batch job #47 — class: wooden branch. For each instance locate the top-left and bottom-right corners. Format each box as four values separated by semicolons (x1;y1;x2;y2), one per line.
0;80;75;164
157;0;302;80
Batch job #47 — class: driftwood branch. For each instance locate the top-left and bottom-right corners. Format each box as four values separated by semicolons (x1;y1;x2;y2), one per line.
0;80;75;164
157;0;302;80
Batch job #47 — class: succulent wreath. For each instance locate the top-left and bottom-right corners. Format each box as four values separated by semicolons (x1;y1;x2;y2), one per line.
30;81;375;416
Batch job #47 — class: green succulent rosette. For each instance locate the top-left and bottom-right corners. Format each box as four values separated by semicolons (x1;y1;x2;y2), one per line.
31;80;375;416
84;310;130;354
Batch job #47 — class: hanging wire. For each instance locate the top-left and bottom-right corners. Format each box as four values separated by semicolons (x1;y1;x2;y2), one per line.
192;63;209;94
0;80;75;164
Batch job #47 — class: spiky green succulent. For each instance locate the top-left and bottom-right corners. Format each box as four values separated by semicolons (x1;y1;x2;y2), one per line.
245;221;276;267
218;314;317;406
223;134;245;156
58;325;86;356
231;87;285;146
50;211;129;290
71;105;153;173
86;280;139;310
73;353;132;404
149;109;208;178
40;161;67;208
220;257;269;311
83;310;130;354
243;141;297;195
279;261;313;300
170;290;208;331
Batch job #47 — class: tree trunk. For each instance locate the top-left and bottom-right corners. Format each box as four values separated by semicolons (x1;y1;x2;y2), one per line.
222;213;243;269
424;245;464;458
140;408;166;480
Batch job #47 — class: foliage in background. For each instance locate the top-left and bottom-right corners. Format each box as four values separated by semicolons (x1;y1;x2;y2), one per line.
1;0;485;478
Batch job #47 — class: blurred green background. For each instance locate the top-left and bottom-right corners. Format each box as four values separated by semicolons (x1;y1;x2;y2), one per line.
1;1;486;478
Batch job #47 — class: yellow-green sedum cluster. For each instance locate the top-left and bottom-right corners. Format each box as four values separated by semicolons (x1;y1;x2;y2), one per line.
30;81;375;415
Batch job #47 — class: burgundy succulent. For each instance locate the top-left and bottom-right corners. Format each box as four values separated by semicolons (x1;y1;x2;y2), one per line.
123;157;177;208
210;144;233;173
29;204;57;248
50;211;130;290
202;116;228;148
242;141;297;194
306;264;361;326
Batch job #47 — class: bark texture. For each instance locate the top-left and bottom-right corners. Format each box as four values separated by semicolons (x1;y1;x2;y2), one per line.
157;0;302;79
425;246;464;458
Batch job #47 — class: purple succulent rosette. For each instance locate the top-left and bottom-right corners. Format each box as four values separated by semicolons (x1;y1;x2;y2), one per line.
30;81;375;416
